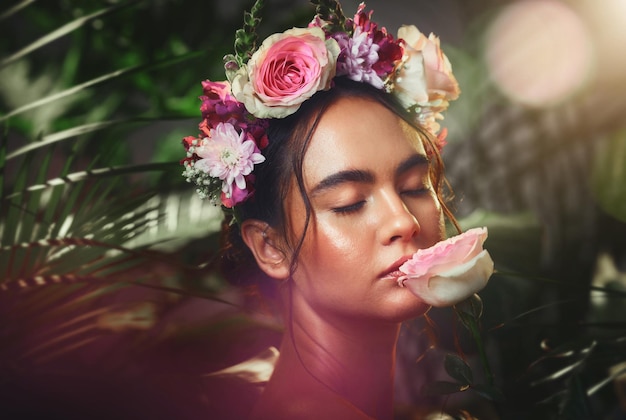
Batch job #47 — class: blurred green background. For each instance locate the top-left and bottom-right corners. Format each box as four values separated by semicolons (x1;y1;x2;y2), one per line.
1;0;625;419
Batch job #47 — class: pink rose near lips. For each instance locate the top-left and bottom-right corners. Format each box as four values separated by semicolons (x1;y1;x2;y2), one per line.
398;227;494;307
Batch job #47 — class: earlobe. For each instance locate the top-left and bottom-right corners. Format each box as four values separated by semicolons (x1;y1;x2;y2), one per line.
240;220;291;280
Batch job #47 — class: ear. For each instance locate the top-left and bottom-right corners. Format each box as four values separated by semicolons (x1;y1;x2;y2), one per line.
240;219;291;280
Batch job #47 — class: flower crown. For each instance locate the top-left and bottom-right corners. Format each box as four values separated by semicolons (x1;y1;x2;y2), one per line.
181;0;460;208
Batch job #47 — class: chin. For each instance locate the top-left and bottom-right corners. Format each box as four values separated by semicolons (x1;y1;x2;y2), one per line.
382;294;431;323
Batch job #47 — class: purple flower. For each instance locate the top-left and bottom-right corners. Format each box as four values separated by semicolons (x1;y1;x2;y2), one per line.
334;27;385;89
332;4;404;89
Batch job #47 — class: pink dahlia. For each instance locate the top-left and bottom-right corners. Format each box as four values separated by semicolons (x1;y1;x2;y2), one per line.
193;122;265;205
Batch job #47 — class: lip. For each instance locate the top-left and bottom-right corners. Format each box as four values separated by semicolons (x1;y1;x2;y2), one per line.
380;255;413;280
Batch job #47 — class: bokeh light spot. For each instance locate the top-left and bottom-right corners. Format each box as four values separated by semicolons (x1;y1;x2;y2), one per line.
485;0;593;107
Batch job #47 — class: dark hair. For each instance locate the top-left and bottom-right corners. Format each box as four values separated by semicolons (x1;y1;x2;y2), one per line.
220;78;458;301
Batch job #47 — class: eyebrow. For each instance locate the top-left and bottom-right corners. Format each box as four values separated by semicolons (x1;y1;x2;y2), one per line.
310;154;429;196
311;169;374;196
395;154;429;177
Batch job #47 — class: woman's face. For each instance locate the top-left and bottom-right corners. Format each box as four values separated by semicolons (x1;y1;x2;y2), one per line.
284;96;445;323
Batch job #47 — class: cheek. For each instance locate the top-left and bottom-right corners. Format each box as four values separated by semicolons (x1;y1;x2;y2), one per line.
289;218;370;309
413;193;446;242
299;216;367;268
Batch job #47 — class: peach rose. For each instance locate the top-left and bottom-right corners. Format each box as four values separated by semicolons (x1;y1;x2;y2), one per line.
399;227;494;307
393;25;460;111
231;27;340;119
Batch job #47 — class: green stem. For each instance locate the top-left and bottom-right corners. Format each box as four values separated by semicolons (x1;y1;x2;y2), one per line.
467;314;494;386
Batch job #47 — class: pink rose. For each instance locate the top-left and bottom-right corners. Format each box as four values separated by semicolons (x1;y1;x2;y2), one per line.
231;27;340;118
393;25;460;111
399;227;494;307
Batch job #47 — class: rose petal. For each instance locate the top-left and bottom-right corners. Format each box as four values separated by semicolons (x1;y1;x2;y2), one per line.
400;227;488;277
402;250;494;307
232;27;339;119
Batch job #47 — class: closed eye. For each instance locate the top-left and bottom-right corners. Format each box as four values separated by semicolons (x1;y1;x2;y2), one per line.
331;201;366;214
401;187;431;197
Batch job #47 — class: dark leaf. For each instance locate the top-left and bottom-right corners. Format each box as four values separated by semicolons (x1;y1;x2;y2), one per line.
455;293;483;320
0;1;142;69
233;0;264;65
0;51;202;122
0;0;35;22
558;374;593;419
444;353;473;385
6;116;189;161
310;0;347;32
4;162;177;199
528;337;596;372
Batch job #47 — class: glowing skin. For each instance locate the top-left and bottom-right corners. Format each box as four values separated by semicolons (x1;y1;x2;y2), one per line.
287;96;445;324
249;96;445;420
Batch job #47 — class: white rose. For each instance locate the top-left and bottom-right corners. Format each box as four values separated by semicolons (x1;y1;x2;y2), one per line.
393;25;460;110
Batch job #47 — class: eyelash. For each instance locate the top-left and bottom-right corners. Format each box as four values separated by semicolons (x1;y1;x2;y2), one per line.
331;187;430;214
402;186;431;197
331;201;366;214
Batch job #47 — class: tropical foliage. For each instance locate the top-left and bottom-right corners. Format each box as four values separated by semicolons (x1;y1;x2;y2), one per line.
1;1;625;419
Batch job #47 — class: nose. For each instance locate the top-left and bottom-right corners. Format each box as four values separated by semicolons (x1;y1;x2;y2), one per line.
378;190;420;245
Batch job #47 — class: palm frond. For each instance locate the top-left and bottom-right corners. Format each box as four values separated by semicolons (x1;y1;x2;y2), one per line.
0;0;140;69
0;1;310;416
4;162;177;199
0;51;202;123
0;0;35;22
6;116;190;161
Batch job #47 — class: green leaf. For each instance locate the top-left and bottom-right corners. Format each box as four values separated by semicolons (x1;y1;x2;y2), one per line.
528;337;597;371
530;359;586;387
558;374;592;419
233;0;264;66
444;353;473;385
587;362;626;396
0;0;35;22
1;142;35;280
12;141;55;280
310;0;347;33
0;1;141;70
4;162;177;199
6;116;189;161
0;51;203;123
455;293;483;320
0;125;6;200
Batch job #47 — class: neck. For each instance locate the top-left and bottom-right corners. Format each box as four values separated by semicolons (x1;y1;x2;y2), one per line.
280;292;401;420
